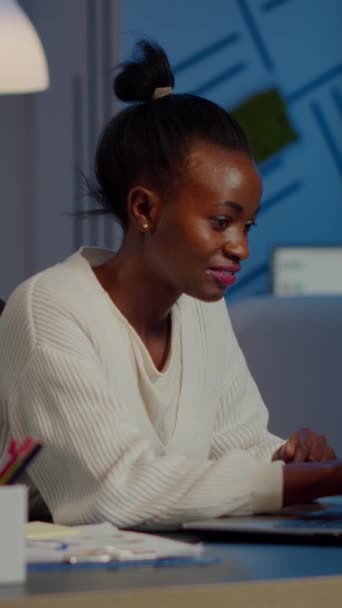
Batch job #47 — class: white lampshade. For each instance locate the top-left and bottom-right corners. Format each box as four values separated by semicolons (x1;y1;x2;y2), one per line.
0;0;49;94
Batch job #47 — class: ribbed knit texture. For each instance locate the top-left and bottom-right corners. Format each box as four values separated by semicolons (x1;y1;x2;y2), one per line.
0;248;284;527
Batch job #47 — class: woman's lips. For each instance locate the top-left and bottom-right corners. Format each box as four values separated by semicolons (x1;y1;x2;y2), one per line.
208;268;237;287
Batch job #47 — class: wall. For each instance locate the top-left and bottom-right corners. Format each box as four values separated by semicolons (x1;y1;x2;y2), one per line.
120;0;342;301
0;0;120;300
25;0;121;274
0;89;35;299
1;0;341;301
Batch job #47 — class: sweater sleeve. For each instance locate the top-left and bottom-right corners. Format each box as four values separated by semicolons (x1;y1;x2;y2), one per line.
202;298;284;464
9;340;283;528
210;347;284;464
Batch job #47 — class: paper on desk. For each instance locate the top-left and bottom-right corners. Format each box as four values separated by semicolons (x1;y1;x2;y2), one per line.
26;521;81;540
25;521;115;540
26;522;203;564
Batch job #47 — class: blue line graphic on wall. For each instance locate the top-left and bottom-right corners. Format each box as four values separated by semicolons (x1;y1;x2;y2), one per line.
311;102;342;176
230;262;269;294
331;88;342;121
172;33;241;76
286;64;342;105
261;0;292;13
259;156;282;178
236;0;274;71
190;62;247;96
259;180;303;217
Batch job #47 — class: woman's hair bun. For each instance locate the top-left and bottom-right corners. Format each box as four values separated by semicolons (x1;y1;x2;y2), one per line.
113;39;174;102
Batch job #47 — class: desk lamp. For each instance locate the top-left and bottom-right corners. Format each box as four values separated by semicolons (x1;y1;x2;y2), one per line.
0;0;49;94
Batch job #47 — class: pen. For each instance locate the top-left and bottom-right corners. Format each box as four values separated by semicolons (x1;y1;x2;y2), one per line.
27;541;69;550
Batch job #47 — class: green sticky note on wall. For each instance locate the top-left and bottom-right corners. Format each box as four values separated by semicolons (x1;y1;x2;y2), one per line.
231;88;299;163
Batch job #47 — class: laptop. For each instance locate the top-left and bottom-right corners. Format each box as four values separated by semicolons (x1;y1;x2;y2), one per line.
183;501;342;542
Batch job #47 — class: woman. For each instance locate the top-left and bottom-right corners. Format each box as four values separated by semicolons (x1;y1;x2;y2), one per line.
0;41;339;527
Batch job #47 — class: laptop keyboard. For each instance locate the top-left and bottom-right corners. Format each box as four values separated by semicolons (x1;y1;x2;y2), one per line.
274;509;342;530
275;519;342;529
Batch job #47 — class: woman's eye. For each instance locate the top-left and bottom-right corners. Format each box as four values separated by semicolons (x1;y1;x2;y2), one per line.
211;216;231;230
244;220;257;234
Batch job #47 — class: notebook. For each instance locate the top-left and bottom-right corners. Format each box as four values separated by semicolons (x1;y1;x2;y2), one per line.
183;500;342;542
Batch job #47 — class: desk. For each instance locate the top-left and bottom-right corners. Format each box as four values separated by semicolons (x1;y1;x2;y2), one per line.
1;539;342;607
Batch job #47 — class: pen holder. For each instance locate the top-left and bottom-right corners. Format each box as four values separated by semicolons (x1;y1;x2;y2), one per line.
0;485;27;584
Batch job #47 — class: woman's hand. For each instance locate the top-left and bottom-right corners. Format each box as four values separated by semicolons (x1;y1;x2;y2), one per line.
272;428;336;463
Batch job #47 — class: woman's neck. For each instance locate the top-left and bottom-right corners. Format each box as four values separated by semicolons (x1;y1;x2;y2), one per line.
92;243;179;338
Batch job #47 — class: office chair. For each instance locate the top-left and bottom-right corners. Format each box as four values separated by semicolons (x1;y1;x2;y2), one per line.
229;295;342;456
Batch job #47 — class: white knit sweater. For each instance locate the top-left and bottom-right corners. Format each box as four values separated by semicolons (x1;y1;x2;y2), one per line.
0;248;283;527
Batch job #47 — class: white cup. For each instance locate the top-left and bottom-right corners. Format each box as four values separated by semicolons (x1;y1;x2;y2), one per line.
0;485;27;584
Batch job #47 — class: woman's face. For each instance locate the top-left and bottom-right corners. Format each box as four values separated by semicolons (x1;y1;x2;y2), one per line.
144;140;263;302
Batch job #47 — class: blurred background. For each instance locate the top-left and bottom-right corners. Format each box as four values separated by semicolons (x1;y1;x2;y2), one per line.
0;0;341;301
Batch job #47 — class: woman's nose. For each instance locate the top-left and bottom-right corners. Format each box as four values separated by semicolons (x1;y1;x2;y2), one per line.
223;229;250;261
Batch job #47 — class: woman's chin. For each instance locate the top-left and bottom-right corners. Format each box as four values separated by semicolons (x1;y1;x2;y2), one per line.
187;285;228;303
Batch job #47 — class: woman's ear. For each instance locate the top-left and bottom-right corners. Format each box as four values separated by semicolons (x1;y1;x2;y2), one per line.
127;186;161;233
